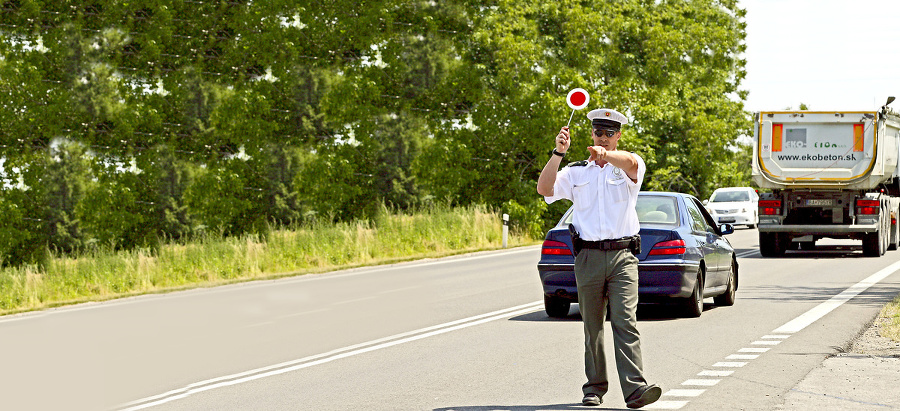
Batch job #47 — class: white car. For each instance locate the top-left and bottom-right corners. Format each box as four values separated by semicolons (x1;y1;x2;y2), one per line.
704;187;759;228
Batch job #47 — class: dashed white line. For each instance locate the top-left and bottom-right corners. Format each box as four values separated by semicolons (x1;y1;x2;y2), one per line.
665;389;706;397
646;400;689;409
698;370;733;377
712;361;748;367
682;379;721;386
656;259;900;410
726;354;760;360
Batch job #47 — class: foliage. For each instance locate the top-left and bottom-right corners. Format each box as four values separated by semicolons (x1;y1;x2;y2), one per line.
503;198;549;240
0;0;753;266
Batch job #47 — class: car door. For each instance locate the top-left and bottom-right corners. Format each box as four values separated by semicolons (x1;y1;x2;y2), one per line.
684;197;723;286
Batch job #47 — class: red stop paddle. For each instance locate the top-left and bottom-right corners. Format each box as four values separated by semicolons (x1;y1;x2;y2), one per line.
566;88;590;127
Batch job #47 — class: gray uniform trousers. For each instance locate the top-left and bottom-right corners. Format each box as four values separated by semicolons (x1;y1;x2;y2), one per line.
574;247;648;399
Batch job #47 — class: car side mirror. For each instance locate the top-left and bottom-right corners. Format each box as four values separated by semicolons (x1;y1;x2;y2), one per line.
702;199;709;205
719;224;734;235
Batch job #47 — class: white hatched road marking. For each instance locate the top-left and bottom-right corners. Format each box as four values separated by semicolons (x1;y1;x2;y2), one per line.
698;370;733;377
682;379;721;386
656;259;900;410
726;354;760;360
665;389;706;397
712;361;748;367
646;400;689;409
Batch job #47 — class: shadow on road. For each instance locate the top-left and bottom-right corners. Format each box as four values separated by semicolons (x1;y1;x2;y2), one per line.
434;404;631;411
508;303;714;323
738;244;874;259
737;281;900;308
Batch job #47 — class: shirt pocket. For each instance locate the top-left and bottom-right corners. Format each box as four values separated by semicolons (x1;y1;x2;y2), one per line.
606;178;629;203
573;182;591;211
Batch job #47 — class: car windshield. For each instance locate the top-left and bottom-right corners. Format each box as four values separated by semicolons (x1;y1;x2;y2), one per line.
710;190;749;202
561;195;679;226
636;195;678;225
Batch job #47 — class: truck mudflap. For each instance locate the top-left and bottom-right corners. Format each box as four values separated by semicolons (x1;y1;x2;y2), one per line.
758;224;879;235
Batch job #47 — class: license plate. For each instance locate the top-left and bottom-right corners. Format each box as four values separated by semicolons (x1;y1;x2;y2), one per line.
806;199;833;206
719;217;736;223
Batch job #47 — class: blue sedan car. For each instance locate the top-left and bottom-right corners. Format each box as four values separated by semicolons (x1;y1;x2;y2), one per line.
537;192;738;318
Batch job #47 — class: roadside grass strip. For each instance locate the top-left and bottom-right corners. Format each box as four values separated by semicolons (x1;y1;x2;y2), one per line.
648;259;900;410
117;301;544;411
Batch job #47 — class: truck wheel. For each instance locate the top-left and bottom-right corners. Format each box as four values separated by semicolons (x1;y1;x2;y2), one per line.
890;218;899;251
759;232;786;257
863;231;883;257
544;295;571;318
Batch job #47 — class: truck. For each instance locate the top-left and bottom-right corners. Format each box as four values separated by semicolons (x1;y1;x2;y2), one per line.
751;97;900;257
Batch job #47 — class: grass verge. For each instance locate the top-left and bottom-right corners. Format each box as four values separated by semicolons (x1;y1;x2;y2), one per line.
880;293;900;342
0;204;540;316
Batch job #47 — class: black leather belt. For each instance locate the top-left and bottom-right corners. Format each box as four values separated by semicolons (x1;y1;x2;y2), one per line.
579;237;634;250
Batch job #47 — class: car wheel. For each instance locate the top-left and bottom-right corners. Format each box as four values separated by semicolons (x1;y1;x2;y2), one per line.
544;295;571;318
713;259;737;306
683;270;704;317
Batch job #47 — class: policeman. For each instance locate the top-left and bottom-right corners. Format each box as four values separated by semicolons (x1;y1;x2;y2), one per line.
536;108;661;408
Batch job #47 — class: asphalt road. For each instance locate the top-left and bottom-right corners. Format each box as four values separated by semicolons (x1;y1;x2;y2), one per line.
1;227;899;411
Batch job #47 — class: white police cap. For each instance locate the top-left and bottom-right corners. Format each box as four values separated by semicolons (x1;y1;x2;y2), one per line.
587;108;629;130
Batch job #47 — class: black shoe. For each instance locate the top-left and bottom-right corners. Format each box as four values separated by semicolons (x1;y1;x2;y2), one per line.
625;384;661;409
581;393;602;406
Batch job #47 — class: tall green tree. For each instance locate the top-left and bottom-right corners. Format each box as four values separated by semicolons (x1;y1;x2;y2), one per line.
0;0;754;265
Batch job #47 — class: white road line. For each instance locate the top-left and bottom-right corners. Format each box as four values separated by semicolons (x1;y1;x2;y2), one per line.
712;361;747;367
682;379;721;386
645;400;689;409
117;301;543;410
650;259;900;410
726;354;759;360
698;370;733;377
665;389;705;397
774;259;900;334
738;347;770;353
736;250;759;258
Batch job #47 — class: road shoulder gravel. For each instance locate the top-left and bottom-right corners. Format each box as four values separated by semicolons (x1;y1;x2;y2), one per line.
777;312;900;410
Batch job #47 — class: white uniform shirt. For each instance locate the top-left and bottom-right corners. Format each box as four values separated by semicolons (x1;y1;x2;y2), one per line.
544;153;646;241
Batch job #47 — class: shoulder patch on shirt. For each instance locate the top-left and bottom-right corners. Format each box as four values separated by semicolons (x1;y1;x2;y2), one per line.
566;160;588;167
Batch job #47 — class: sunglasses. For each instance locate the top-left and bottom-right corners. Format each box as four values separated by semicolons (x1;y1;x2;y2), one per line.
592;129;618;138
